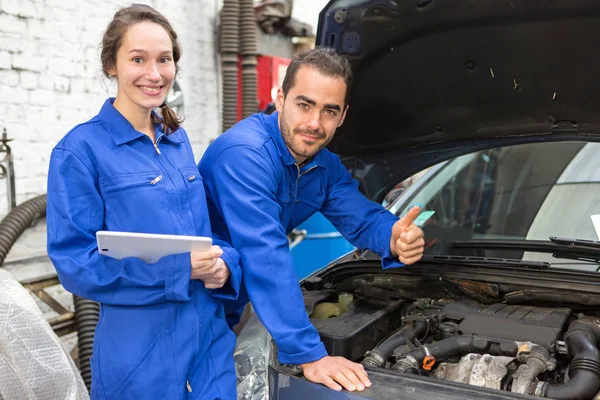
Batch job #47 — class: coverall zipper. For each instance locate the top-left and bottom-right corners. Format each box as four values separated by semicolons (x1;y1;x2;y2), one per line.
295;164;317;184
295;164;318;200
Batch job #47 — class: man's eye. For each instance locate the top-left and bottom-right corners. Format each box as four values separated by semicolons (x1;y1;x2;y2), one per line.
325;109;337;116
299;103;309;109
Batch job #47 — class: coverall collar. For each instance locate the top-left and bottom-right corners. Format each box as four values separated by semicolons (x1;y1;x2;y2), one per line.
265;111;327;169
99;98;184;145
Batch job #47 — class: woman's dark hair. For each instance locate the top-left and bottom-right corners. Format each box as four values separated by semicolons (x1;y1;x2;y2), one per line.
101;4;182;134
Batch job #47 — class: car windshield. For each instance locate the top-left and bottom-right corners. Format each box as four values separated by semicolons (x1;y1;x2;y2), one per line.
388;141;600;271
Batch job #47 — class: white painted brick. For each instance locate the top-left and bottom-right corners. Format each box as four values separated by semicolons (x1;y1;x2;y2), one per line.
0;103;7;120
11;53;47;73
2;104;25;123
43;0;78;11
5;126;29;150
0;51;11;70
0;69;18;86
48;57;78;78
28;19;62;41
85;46;101;64
59;22;79;43
19;70;37;89
53;75;70;93
20;176;47;195
28;88;54;106
0;33;23;52
1;0;38;19
85;79;106;94
0;13;27;35
0;85;28;104
69;78;85;94
36;72;53;90
57;107;86;128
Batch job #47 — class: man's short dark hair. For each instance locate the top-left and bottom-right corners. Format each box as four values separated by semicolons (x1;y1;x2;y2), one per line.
281;47;353;106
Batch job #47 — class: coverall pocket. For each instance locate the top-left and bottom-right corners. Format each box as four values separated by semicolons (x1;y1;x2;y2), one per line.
98;170;167;230
104;328;179;400
99;170;163;194
178;167;206;232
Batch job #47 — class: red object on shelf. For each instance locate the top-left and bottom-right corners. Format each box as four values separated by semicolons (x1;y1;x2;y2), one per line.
237;55;291;121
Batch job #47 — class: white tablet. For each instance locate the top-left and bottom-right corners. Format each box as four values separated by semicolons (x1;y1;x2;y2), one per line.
96;231;213;264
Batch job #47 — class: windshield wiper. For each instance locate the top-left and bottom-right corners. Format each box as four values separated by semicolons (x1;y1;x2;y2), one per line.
549;236;600;250
452;237;600;263
421;255;550;269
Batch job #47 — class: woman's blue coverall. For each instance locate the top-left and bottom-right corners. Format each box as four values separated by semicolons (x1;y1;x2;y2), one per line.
47;99;241;400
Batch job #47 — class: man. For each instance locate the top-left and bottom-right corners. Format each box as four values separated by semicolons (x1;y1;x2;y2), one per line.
198;47;425;392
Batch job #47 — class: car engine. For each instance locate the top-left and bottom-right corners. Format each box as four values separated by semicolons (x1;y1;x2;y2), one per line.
303;275;600;400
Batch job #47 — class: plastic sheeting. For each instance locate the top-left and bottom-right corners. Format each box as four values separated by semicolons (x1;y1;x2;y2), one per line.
0;269;89;400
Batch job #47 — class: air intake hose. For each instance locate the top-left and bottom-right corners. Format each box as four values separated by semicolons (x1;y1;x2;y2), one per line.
362;321;428;368
541;317;600;400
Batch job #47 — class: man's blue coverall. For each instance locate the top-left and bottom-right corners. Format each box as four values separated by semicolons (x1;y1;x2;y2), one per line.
47;99;241;400
198;111;399;365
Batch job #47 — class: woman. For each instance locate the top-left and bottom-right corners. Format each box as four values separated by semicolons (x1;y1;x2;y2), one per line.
47;5;239;399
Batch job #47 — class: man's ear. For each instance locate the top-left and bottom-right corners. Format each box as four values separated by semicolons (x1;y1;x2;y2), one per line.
275;88;285;113
338;105;349;127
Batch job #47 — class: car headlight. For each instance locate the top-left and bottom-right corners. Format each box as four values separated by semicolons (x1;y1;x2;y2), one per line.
235;310;273;400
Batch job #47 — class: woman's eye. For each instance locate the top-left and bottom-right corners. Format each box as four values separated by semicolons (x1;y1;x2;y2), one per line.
132;57;143;63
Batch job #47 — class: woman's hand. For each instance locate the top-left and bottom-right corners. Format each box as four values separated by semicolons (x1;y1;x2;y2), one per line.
190;246;231;289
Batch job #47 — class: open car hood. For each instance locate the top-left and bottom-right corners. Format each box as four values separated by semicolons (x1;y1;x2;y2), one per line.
316;0;600;196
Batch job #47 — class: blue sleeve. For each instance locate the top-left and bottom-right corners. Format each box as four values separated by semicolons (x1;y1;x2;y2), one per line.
320;156;401;269
204;145;327;364
46;148;192;305
209;239;242;300
179;129;242;300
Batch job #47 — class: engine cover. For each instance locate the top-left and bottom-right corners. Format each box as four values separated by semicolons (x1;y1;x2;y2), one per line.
434;354;516;389
310;298;405;360
444;302;572;349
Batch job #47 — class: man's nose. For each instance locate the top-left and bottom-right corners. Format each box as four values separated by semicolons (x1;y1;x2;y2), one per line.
305;110;320;131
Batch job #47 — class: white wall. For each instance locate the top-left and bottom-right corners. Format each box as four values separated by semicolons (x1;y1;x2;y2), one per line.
291;0;330;32
0;0;223;260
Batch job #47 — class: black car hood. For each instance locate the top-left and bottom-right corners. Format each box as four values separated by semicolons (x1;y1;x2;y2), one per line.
316;0;600;198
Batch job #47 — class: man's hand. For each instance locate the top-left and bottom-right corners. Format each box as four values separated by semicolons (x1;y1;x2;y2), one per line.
301;356;371;392
190;246;231;288
390;205;425;264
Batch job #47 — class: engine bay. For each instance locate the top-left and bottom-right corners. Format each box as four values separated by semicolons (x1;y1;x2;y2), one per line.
299;272;600;399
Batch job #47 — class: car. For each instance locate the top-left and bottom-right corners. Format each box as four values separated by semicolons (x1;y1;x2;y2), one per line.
234;0;600;399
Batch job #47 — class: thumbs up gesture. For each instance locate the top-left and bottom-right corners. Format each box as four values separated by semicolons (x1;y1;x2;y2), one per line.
390;206;425;265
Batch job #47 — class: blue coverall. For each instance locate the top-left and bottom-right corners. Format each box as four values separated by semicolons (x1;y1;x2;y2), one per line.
47;99;241;400
198;111;400;365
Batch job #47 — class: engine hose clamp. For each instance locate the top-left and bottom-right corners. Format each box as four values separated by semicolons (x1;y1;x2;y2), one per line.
422;346;436;371
417;318;431;342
